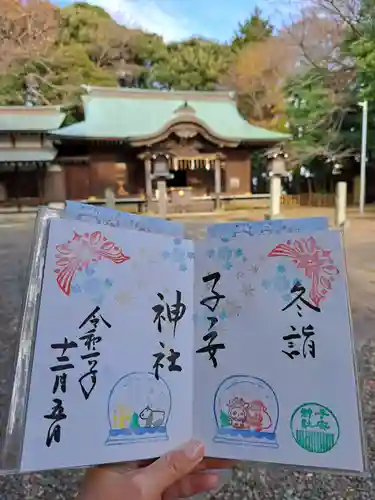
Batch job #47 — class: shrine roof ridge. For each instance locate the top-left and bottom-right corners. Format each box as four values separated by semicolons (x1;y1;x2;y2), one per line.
83;86;237;102
0;105;66;132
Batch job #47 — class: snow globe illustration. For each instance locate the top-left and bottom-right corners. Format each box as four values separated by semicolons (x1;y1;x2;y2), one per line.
106;372;171;445
213;375;279;448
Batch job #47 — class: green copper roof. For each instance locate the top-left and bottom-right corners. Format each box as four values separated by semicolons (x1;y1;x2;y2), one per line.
0;148;57;163
52;87;290;144
0;106;65;132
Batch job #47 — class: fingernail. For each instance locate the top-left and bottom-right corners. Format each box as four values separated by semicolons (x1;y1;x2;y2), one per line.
182;440;205;460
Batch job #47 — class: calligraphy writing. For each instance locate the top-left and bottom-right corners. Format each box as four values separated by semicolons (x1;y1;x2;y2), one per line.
282;281;320;360
153;341;182;380
151;290;186;379
196;272;226;367
282;281;321;316
282;324;316;360
152;290;186;337
78;306;111;400
45;338;78;447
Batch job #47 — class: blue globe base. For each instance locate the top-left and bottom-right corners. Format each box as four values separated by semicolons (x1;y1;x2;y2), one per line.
106;426;168;445
213;428;279;448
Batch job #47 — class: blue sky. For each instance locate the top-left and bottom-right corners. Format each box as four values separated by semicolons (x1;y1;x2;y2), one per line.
57;0;290;43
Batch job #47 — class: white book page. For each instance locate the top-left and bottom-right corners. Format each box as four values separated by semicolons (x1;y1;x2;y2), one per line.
20;218;194;472
193;231;364;472
64;201;184;237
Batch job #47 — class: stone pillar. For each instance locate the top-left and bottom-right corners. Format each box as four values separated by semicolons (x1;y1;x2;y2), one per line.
353;175;360;205
270;175;281;218
44;163;66;209
214;158;221;210
105;187;116;209
335;181;347;227
157;179;167;219
144;157;153;209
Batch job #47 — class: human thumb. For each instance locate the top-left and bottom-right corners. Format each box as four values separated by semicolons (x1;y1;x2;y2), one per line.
139;440;205;496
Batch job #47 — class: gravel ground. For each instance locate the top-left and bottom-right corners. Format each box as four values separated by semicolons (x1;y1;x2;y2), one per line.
0;216;375;499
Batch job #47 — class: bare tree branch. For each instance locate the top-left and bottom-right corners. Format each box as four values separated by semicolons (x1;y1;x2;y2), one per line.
0;0;58;73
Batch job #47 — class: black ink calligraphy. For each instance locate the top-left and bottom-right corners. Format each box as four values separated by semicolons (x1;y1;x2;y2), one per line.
282;281;321;317
78;306;111;400
152;290;186;337
281;281;320;360
196;272;226;367
153;341;182;380
44;399;67;447
282;324;316;360
45;338;78;447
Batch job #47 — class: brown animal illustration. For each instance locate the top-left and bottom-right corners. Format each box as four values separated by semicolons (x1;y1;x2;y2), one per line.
227;397;250;429
227;397;272;432
247;400;272;432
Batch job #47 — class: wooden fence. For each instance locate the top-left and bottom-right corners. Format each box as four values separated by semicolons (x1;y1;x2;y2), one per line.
281;193;354;207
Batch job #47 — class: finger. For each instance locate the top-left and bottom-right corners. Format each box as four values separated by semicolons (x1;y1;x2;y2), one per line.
163;472;219;500
97;460;149;474
197;458;239;470
136;440;205;495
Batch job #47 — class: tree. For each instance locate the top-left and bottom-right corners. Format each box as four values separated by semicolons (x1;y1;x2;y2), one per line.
150;37;233;91
348;0;375;101
0;0;58;72
0;2;156;110
220;410;231;427
275;0;365;171
130;412;140;429
229;34;294;130
284;69;353;166
59;4;136;71
231;8;273;51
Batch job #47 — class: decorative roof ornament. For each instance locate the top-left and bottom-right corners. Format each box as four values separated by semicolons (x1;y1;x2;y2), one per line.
173;101;196;115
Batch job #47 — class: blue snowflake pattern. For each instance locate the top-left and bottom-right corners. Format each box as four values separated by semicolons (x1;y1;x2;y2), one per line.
274;274;290;292
262;265;302;307
70;263;113;305
161;240;194;272
218;309;228;321
205;245;245;270
71;284;82;294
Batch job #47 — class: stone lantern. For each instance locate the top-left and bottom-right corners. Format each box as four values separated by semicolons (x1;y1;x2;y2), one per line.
265;147;288;219
151;154;174;219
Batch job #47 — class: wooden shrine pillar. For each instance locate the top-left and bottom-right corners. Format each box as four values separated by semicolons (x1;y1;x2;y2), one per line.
144;157;153;210
214;156;222;210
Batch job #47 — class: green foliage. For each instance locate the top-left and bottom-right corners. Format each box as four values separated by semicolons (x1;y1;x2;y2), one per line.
130;412;140;429
68;2;111;19
151;37;234;91
0;73;24;105
220;410;231;427
285;70;350;165
231;8;273;51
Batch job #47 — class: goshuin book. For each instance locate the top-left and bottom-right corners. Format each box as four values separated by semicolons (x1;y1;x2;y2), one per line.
1;203;366;475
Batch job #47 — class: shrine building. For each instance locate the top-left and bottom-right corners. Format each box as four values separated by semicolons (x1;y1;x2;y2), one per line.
0;86;289;210
0;106;65;207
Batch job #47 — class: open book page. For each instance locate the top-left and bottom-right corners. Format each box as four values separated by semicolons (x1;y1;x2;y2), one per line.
20;218;194;473
193;230;364;472
64;201;184;236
